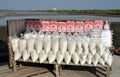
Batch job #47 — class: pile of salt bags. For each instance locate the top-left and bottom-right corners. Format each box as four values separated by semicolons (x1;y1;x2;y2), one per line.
11;30;113;66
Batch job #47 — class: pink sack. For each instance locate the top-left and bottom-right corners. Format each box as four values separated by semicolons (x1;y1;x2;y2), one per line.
84;21;94;32
41;21;50;32
50;21;58;32
94;20;103;29
66;21;75;32
75;21;84;32
58;22;66;32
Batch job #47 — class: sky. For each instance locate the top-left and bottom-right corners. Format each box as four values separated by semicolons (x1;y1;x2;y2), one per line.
0;0;120;10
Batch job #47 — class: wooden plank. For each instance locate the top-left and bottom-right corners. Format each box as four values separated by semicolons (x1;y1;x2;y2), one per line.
0;64;9;72
17;58;110;67
18;67;48;77
96;67;106;75
0;65;27;76
96;72;106;77
0;66;32;77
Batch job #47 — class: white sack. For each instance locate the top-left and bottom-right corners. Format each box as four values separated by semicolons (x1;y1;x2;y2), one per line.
72;52;79;65
35;38;43;54
51;38;59;54
76;48;83;55
87;53;92;65
79;54;87;65
59;38;67;54
98;58;105;66
11;37;19;52
27;38;35;53
39;50;48;63
56;51;64;64
68;39;76;55
30;49;38;62
92;53;100;66
18;38;27;52
14;49;22;60
64;51;71;64
37;31;44;39
48;51;56;63
22;49;30;61
105;54;113;66
24;31;32;39
43;38;51;54
101;30;112;47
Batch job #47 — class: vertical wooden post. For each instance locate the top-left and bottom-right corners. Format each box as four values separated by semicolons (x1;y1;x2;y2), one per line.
56;64;59;77
106;67;111;77
59;65;62;75
8;36;13;68
13;60;17;72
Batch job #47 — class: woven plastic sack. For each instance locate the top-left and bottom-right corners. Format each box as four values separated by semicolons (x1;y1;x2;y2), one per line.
18;38;27;52
51;38;59;54
14;49;22;60
48;51;56;63
56;51;64;64
64;51;71;64
72;52;79;65
35;38;43;54
11;37;19;52
31;49;38;62
27;38;35;53
22;49;30;61
39;50;48;63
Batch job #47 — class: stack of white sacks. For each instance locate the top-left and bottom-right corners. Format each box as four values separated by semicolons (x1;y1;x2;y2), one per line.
11;29;113;66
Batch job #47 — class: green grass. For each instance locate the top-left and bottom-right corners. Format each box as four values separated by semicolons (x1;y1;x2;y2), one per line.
41;9;120;17
0;26;7;43
111;22;120;48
